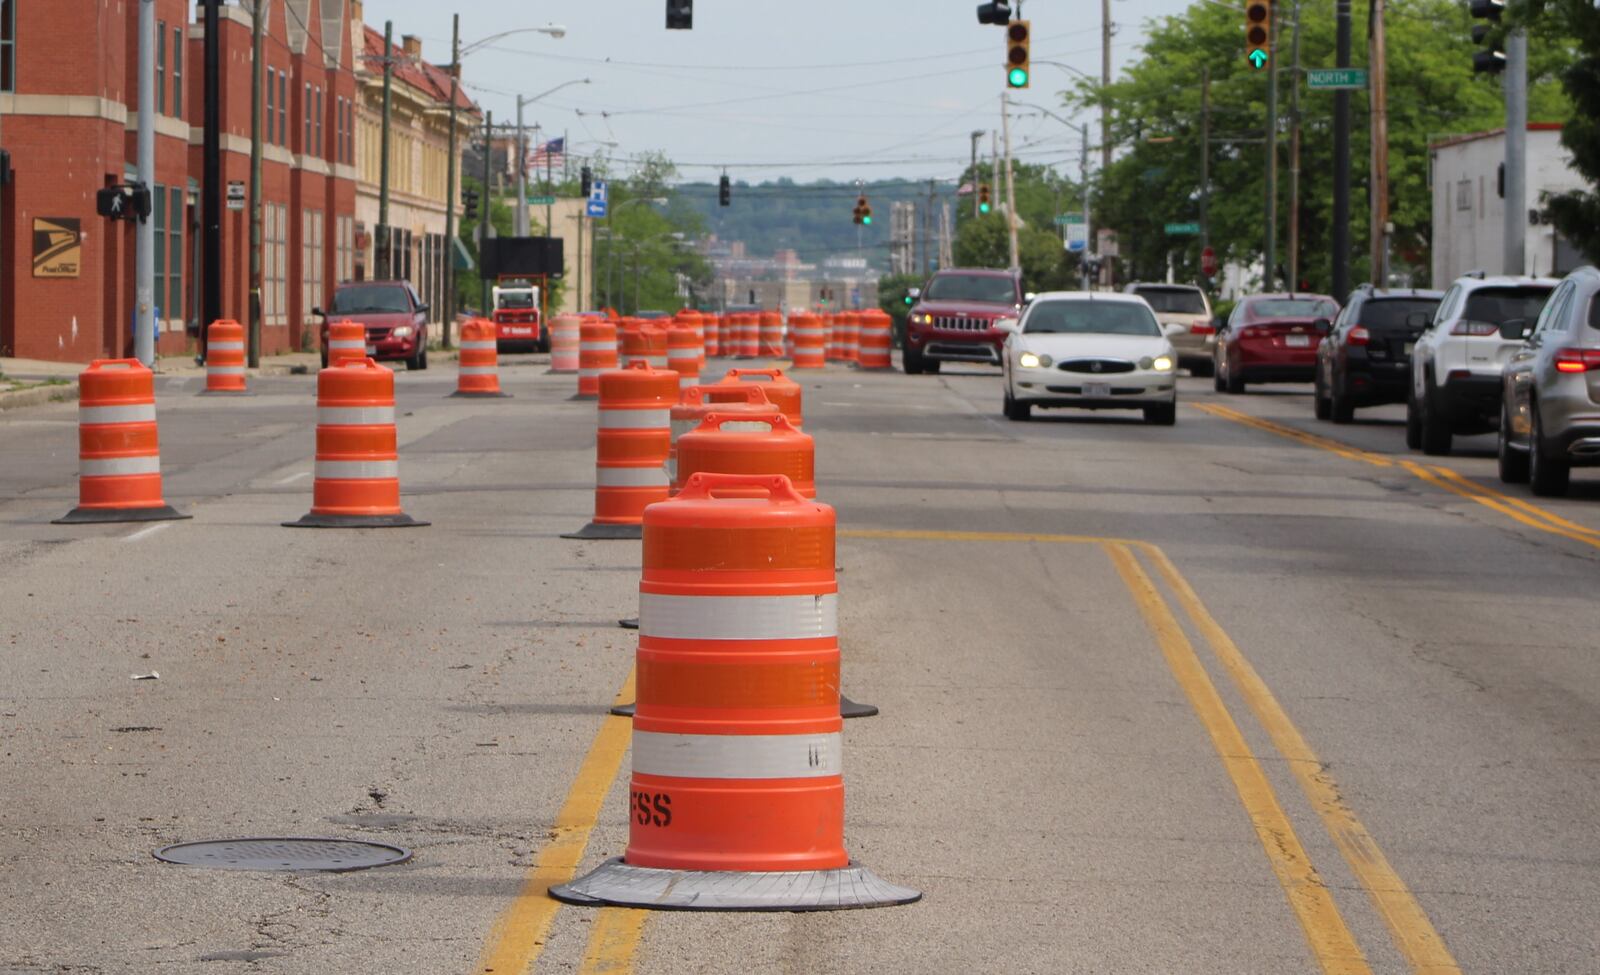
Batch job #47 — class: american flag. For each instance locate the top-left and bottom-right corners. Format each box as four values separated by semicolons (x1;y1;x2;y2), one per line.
527;137;565;173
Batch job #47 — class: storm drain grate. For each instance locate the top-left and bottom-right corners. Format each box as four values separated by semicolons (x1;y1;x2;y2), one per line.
153;837;411;872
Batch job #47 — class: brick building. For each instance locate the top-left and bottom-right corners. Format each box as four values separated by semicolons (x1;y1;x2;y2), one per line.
0;0;364;362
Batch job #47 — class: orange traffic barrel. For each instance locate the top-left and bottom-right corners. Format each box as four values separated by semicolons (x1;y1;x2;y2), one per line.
550;472;920;911
841;311;861;364
733;312;758;358
858;310;893;370
200;319;249;394
675;309;707;366
451;318;509;398
576;318;618;399
54;359;190;524
549;313;582;373
621;321;669;371
667;323;703;391
675;412;814;496
758;310;784;357
702;312;721;357
562;361;677;540
717;313;733;357
668;385;780;490
326;319;367;368
824;312;841;361
790;312;826;369
717;367;802;429
284;358;427;528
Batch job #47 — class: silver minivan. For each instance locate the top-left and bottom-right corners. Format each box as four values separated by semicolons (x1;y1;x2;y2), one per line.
1124;283;1214;375
1497;266;1600;496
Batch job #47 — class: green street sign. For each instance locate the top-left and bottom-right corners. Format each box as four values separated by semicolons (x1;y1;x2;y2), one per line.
1055;213;1084;226
1307;68;1367;90
525;195;557;205
1248;50;1268;69
1165;222;1201;236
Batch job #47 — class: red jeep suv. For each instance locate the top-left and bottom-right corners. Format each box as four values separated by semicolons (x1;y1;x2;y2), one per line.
903;268;1025;374
314;280;431;370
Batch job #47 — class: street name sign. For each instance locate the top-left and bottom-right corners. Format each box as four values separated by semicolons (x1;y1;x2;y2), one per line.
1165;222;1201;236
1307;68;1368;90
1061;213;1087;253
526;195;556;206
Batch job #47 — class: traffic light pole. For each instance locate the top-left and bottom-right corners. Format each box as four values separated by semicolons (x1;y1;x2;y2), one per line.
247;0;263;367
377;21;394;282
480;110;492;316
1263;13;1278;293
200;0;222;357
1287;0;1303;290
135;0;156;367
442;14;459;349
1503;27;1527;275
1369;0;1390;287
1332;0;1351;300
1000;94;1020;272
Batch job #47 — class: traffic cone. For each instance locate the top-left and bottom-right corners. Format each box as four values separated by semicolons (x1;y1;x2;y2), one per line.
198;319;249;394
54;359;191;524
450;318;510;398
552;473;918;911
284;358;428;528
561;361;676;540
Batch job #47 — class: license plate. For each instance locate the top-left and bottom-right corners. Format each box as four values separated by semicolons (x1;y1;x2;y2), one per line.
1082;382;1111;398
1285;334;1310;347
1404;341;1415;355
365;344;377;354
508;327;533;336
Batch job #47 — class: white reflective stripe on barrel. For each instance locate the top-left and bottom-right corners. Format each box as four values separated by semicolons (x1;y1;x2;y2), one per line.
330;340;365;349
596;465;670;488
581;342;615;351
718;420;774;432
649;356;669;368
315;459;400;479
81;455;161;477
458;366;499;375
599;408;670;430
632;731;842;780
459;340;497;350
79;404;157;425
579;367;603;377
638;592;838;641
318;406;395;426
206;366;247;375
208;341;245;351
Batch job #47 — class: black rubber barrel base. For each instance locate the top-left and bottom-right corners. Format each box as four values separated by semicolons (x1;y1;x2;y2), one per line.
283;512;429;528
447;390;511;398
569;393;598;401
197;389;253;396
618;617;639;630
561;522;642;540
53;504;191;525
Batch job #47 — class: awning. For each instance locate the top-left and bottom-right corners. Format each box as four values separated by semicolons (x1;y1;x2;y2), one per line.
452;236;476;272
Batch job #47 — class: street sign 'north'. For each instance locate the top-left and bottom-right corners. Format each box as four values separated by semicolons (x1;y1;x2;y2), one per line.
1307;68;1368;90
1165;222;1201;236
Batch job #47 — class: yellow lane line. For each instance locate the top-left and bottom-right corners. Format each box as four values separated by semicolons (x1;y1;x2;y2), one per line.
1197;402;1600;554
1105;542;1370;974
474;667;637;975
577;908;650;975
1136;541;1463;974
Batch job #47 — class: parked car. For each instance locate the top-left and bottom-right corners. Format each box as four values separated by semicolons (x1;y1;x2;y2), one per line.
1313;285;1443;423
1496;266;1600;495
1407;273;1558;454
998;291;1178;425
314;280;430;370
1124;282;1215;376
1212;293;1340;393
903;268;1025;374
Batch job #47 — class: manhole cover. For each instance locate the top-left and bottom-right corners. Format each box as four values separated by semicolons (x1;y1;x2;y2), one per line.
153;837;411;872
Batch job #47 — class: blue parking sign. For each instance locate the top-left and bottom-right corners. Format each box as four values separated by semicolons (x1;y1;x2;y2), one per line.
587;179;608;218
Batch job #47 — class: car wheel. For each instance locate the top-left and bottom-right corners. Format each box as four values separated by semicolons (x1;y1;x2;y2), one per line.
1003;387;1031;421
903;343;925;375
1144;401;1177;426
1313;367;1331;420
1224;356;1245;394
1330;374;1355;424
1497;402;1530;484
406;345;424;371
1419;375;1452;456
1528;403;1570;497
1405;386;1423;450
1212;351;1226;392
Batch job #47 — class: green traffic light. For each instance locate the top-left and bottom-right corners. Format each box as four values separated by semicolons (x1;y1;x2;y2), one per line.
1007;67;1028;87
862;215;872;225
979;202;992;214
903;294;914;305
1248;49;1268;69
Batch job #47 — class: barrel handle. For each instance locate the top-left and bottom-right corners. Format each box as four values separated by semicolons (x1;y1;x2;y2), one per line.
695;411;793;434
85;358;143;371
677;472;808;505
724;367;786;382
683;384;771;406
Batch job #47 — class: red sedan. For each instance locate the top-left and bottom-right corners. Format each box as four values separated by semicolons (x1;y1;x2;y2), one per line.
1213;293;1340;394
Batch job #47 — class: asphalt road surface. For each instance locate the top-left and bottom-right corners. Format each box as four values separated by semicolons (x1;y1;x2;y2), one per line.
3;355;1598;974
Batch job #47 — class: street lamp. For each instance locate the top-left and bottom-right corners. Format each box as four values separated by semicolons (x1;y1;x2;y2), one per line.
516;78;591;236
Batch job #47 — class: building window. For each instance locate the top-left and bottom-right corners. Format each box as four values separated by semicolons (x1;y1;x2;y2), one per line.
156;22;166;113
264;203;287;326
315;87;323;158
153;185;167;316
168;187;184;320
303;209;324;323
304;82;312;152
336;215;353;285
266;69;275;143
0;0;14;92
277;70;287;148
171;26;183;119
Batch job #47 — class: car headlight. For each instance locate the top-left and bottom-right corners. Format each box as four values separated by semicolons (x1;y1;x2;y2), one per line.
1150;355;1174;372
392;326;414;339
1018;351;1052;369
910;313;932;325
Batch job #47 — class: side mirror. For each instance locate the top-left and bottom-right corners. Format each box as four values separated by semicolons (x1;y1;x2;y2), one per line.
1023;292;1037;304
1312;317;1332;332
311;306;325;318
416;303;431;315
993;317;1020;334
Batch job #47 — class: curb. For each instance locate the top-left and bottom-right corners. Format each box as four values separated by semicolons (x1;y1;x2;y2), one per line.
0;383;79;412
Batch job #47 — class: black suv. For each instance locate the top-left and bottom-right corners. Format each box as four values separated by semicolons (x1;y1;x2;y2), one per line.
1313;285;1442;423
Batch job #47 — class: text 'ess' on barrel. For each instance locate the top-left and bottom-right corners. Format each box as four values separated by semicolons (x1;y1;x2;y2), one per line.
199;319;249;394
54;359;191;524
561;361;677;540
284;358;428;528
450;318;510;398
575;319;619;399
551;473;919;911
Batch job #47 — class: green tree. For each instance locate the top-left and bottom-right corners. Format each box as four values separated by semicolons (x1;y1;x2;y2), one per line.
1533;0;1600;261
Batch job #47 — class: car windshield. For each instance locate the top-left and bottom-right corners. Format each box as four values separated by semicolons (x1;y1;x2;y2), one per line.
1461;287;1552;326
1024;300;1161;336
924;274;1017;304
1251;298;1338;319
497;292;535;309
331;285;410;314
1362;298;1440;328
1134;287;1207;314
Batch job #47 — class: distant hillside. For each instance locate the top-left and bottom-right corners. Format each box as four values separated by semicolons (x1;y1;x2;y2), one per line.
674;178;962;273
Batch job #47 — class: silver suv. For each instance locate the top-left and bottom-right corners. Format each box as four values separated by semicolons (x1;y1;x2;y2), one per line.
1407;273;1558;455
1497;266;1600;496
1124;283;1214;376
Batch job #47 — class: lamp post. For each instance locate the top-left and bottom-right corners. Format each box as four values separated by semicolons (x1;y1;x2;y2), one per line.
515;79;590;236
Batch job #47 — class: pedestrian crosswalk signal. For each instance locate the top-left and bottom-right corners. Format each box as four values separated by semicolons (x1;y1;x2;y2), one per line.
719;175;732;206
1245;1;1271;69
978;183;993;214
853;195;873;226
1005;20;1030;88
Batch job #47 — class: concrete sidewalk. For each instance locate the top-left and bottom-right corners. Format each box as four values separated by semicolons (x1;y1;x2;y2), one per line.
0;352;323;410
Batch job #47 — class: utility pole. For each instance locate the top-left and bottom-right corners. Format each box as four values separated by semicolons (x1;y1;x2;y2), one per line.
1100;0;1112;178
1369;0;1390;287
1081;122;1093;290
376;21;394;281
969;130;983;218
1287;0;1303;290
200;0;222;356
927;179;938;274
442;14;460;348
575;211;585;313
247;0;263;367
135;0;156;366
1264;10;1279;292
515;105;529;237
1504;27;1527;275
1001;94;1020;271
1332;0;1352;299
480;110;492;315
1200;67;1211;263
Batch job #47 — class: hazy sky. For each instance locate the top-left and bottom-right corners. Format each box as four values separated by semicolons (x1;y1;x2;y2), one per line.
362;0;1198;185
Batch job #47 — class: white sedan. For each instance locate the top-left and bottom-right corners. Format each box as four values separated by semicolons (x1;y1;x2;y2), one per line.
998;291;1179;425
